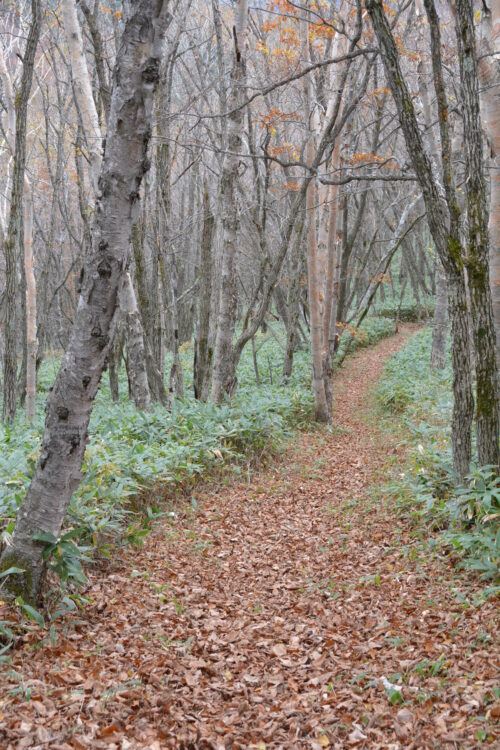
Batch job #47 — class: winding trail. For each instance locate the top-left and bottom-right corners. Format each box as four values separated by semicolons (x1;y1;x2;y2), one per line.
1;329;499;749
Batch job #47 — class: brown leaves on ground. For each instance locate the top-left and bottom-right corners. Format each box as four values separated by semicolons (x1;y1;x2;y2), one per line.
1;329;499;749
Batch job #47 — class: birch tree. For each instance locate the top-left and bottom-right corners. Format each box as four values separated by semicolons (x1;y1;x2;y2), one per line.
0;0;172;603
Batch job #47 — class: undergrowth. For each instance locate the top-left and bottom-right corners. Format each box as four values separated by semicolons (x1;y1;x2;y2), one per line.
377;328;500;595
1;317;393;593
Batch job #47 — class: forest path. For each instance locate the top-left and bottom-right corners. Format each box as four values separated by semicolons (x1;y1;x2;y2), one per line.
2;328;499;750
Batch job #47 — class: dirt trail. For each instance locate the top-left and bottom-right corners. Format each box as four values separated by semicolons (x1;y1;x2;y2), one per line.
1;329;499;750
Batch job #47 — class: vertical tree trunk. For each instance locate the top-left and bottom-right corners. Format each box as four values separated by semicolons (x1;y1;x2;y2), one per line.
2;0;41;423
120;272;151;411
282;219;305;382
164;252;184;409
61;0;102;191
194;183;215;400
430;265;448;369
455;0;499;468
24;192;37;421
210;0;249;403
108;324;122;404
478;0;500;369
0;0;171;603
302;13;329;423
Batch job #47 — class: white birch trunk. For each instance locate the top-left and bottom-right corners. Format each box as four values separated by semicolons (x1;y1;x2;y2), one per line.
0;0;172;603
61;0;103;189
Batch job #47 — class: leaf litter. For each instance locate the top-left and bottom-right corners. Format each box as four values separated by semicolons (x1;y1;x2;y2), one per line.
0;329;498;749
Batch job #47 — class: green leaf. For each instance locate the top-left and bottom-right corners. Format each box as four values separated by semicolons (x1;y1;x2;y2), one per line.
15;598;44;627
0;566;25;578
33;531;58;545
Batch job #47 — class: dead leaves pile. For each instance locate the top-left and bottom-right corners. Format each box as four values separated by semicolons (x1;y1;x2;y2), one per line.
1;329;499;749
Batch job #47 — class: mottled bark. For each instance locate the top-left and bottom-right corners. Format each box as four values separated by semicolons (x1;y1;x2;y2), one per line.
455;0;499;468
210;0;249;403
120;272;151;411
131;219;167;405
0;0;171;603
367;0;474;477
430;265;448;369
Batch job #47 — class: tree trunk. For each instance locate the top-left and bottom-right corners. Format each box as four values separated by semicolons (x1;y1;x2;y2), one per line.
210;0;249;403
282;220;305;382
2;0;41;424
430;264;448;369
61;0;103;191
367;0;474;477
455;0;499;468
164;252;184;409
194;183;215;400
24;192;37;421
120;272;151;411
478;0;500;369
0;0;171;603
108;324;122;404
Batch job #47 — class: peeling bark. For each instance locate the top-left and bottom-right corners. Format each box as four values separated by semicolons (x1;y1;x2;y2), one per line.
0;0;172;603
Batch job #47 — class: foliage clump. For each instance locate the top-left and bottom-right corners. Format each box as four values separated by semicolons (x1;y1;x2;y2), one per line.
377;329;500;592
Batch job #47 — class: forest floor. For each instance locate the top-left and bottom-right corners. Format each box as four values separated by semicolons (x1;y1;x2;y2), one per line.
1;328;499;750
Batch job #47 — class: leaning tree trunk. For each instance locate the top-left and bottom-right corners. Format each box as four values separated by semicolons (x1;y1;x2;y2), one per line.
455;0;499;468
63;0;151;408
2;0;41;424
367;0;474;478
0;0;172;603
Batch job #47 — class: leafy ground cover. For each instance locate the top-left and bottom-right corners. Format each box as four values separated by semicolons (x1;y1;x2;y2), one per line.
0;316;394;585
377;328;500;594
0;326;498;749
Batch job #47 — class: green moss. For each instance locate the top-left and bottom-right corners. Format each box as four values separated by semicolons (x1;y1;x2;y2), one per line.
447;235;463;269
0;551;37;605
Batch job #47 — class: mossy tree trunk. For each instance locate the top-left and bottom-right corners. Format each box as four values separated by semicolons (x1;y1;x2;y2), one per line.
366;0;474;477
455;0;499;468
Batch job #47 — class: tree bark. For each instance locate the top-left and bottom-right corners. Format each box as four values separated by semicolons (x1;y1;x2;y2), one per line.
210;0;249;403
477;0;500;369
455;0;499;468
0;0;172;603
430;265;448;369
2;0;41;424
120;272;151;411
366;0;474;478
194;183;215;400
24;192;37;421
